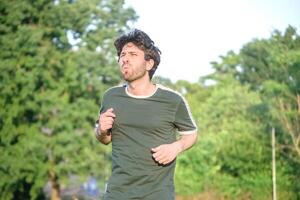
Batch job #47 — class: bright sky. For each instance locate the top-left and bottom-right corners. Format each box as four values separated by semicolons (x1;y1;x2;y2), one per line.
125;0;300;83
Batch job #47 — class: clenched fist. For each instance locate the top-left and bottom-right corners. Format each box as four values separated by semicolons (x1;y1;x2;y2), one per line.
99;108;116;135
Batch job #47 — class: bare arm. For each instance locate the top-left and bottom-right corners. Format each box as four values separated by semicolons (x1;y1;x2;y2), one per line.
95;128;112;145
174;132;198;153
152;132;198;165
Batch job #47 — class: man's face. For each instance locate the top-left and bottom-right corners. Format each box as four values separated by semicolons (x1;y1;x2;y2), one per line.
119;42;153;82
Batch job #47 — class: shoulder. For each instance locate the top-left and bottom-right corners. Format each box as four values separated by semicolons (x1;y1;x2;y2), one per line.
103;84;126;97
105;85;125;93
157;84;185;102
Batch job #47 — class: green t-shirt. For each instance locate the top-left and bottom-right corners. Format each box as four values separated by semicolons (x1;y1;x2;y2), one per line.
100;84;197;200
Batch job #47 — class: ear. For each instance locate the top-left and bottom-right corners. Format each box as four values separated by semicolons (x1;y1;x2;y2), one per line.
146;59;155;71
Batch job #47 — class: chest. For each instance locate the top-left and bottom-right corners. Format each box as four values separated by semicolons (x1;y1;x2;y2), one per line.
107;97;177;130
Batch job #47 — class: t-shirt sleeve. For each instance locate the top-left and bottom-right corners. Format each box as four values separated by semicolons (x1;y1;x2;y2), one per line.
174;97;198;135
95;92;108;127
99;92;109;114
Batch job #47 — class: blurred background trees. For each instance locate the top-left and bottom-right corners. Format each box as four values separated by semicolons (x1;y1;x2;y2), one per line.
0;0;299;199
0;0;136;199
174;26;300;199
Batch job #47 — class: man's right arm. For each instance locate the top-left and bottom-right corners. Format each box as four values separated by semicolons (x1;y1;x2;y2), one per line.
95;126;112;145
95;108;115;145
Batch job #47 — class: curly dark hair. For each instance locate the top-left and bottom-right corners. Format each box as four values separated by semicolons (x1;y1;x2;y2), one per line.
114;29;161;80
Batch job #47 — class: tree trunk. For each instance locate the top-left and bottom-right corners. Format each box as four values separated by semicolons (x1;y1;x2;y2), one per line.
50;170;61;200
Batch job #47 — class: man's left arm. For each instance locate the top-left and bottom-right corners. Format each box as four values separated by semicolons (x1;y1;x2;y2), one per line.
151;132;198;165
152;95;198;165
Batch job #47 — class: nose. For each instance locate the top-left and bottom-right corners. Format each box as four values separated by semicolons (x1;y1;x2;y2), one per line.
120;55;129;66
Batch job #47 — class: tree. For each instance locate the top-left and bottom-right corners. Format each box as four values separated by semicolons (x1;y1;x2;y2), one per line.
174;76;279;199
211;26;300;199
0;0;137;199
212;26;300;161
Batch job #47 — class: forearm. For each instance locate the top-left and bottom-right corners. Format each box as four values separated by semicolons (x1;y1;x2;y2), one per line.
95;114;114;145
174;132;198;154
95;128;112;145
151;132;197;165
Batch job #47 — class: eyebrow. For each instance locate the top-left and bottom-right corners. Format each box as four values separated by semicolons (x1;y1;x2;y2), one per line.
120;51;138;55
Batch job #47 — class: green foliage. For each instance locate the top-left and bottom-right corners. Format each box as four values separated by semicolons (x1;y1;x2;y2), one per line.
174;76;277;199
0;0;136;199
209;26;300;199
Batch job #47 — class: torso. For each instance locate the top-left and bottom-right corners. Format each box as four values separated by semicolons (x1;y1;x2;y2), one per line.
101;84;196;200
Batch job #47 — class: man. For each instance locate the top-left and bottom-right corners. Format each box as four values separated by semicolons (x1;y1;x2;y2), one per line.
95;29;198;200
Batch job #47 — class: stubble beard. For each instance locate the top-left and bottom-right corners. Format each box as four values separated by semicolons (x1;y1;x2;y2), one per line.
123;68;148;82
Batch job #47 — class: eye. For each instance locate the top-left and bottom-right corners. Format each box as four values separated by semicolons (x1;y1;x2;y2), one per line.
120;53;125;57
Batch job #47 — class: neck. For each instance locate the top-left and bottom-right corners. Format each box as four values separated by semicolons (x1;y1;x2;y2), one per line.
127;78;156;96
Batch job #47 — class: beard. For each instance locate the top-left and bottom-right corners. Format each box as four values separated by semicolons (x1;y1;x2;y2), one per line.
122;67;148;82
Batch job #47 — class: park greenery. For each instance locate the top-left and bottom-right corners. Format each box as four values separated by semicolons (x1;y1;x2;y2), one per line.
0;0;299;200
